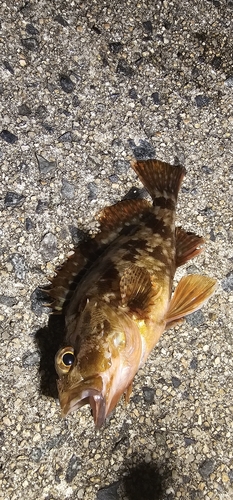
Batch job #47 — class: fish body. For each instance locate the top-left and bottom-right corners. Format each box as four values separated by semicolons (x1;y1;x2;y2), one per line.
48;159;216;427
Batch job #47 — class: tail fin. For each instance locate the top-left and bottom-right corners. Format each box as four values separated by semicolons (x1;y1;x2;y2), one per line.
131;159;186;203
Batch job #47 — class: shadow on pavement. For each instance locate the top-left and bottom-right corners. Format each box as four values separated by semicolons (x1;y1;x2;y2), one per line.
35;313;66;399
122;461;170;500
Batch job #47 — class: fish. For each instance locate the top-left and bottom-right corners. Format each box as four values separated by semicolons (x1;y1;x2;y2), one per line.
46;159;216;428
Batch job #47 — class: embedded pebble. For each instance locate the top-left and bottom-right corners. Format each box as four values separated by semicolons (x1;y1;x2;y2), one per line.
3;60;14;74
61;179;75;199
151;92;160;105
26;24;39;35
195;95;211;108
18;104;32;116
221;271;233;291
22;351;40;367
199;459;216;479
58;131;72;142
113;159;129;174
54;14;68;27
30;447;43;462
72;95;80;107
142;387;155;404
116;59;134;76
35;105;47;118
171;376;181;388
128;139;156;159
129;88;138;99
211;56;222;69
69;226;87;245
4;191;25;208
189;357;198;370
36;200;48;214
21;37;39;51
97;481;120;500
40;233;57;261
0;129;18;144
59;74;75;93
36;154;56;175
186;310;204;326
109;42;123;54
88;181;98;200
225;75;233;87
142;20;153;33
65;454;81;483
0;295;18;307
10;253;28;280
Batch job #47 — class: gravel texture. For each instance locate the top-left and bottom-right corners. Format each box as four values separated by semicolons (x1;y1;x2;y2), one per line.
0;1;232;499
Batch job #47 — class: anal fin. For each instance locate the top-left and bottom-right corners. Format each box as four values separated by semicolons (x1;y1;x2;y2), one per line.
166;275;217;324
176;227;205;267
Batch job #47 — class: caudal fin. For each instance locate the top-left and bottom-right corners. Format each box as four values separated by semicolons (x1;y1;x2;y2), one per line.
132;159;186;203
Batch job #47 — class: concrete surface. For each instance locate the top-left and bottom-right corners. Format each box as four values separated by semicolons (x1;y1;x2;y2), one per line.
0;1;232;499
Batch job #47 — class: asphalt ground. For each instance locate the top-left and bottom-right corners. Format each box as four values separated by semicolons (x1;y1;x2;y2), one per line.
0;1;232;499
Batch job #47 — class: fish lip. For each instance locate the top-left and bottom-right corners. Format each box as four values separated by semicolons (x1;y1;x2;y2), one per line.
58;378;106;428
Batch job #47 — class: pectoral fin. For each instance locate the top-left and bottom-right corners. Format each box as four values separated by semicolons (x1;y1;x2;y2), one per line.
166;275;217;325
120;265;153;311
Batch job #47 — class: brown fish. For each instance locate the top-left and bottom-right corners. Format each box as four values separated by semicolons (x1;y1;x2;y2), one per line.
47;159;216;427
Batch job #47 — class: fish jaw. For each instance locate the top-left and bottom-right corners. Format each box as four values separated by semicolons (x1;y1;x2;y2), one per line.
57;375;107;428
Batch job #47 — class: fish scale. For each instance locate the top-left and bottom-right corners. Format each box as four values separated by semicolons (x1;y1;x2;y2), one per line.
46;158;217;428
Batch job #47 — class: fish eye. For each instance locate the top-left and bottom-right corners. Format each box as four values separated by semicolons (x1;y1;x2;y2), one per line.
55;346;75;376
62;352;75;366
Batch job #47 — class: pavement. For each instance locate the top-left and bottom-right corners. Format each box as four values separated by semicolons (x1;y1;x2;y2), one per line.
0;1;233;499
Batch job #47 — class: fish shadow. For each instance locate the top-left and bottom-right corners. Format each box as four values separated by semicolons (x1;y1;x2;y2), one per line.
122;461;170;500
35;314;66;398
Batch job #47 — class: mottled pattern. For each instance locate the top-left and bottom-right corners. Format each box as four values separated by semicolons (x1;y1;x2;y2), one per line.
50;159;215;427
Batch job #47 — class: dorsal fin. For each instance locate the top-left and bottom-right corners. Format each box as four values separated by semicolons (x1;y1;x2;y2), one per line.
96;198;150;243
45;199;151;313
43;238;97;312
132;159;186;202
176;227;205;266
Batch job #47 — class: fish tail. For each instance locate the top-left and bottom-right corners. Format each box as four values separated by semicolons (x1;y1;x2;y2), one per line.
132;159;186;204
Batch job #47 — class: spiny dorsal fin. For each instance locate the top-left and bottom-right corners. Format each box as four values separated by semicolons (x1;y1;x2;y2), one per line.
44;239;97;312
132;159;186;202
120;264;152;311
46;200;151;313
176;227;205;267
96;198;150;243
166;275;217;324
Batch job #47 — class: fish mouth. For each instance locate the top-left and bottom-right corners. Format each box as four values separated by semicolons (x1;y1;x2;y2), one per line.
58;376;106;428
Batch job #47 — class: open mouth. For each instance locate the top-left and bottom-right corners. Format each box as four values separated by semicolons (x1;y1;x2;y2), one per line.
58;376;107;428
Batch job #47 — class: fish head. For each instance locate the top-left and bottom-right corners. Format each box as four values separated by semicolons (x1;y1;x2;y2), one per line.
55;300;143;427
